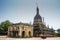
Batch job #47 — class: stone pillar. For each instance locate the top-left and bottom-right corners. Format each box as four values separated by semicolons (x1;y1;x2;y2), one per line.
19;27;22;37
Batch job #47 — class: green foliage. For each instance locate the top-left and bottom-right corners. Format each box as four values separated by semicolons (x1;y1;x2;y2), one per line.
56;29;60;37
0;20;12;35
57;29;60;32
56;32;60;37
0;23;4;33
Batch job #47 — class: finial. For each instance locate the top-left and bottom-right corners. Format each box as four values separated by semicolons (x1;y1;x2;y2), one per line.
36;0;39;15
43;17;44;22
47;25;49;28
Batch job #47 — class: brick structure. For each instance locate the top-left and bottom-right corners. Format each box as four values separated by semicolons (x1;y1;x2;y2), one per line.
8;23;33;37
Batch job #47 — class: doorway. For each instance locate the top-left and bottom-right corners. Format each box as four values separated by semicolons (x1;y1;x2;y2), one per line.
29;31;31;37
13;31;18;37
22;31;25;37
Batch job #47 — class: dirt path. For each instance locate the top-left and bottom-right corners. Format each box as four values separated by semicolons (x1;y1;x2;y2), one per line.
0;36;60;40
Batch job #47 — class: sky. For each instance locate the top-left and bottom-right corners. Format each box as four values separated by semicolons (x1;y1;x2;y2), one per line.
0;0;60;30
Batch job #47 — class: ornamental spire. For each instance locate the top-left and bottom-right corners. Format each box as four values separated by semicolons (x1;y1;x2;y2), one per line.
36;0;39;15
37;6;39;15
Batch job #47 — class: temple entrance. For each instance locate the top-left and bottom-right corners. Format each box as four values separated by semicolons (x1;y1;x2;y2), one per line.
29;31;31;37
12;31;18;37
13;31;16;37
22;31;25;37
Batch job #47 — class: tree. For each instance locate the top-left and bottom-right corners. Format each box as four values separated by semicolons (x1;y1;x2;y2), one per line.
56;29;60;37
0;20;12;35
57;29;60;32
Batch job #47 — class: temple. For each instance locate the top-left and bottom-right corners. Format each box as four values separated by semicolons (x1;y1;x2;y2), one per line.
8;5;55;38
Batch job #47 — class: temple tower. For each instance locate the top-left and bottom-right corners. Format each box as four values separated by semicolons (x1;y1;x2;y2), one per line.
33;6;43;37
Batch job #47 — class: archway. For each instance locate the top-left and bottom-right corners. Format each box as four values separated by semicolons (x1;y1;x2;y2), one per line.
22;31;25;37
29;31;31;37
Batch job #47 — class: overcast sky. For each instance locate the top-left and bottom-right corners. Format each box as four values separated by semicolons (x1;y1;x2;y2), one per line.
0;0;60;30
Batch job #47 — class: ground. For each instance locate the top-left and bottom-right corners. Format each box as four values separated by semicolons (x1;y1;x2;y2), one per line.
0;36;60;40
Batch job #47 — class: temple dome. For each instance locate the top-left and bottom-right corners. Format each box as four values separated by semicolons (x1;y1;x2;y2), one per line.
34;13;42;20
34;6;42;21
